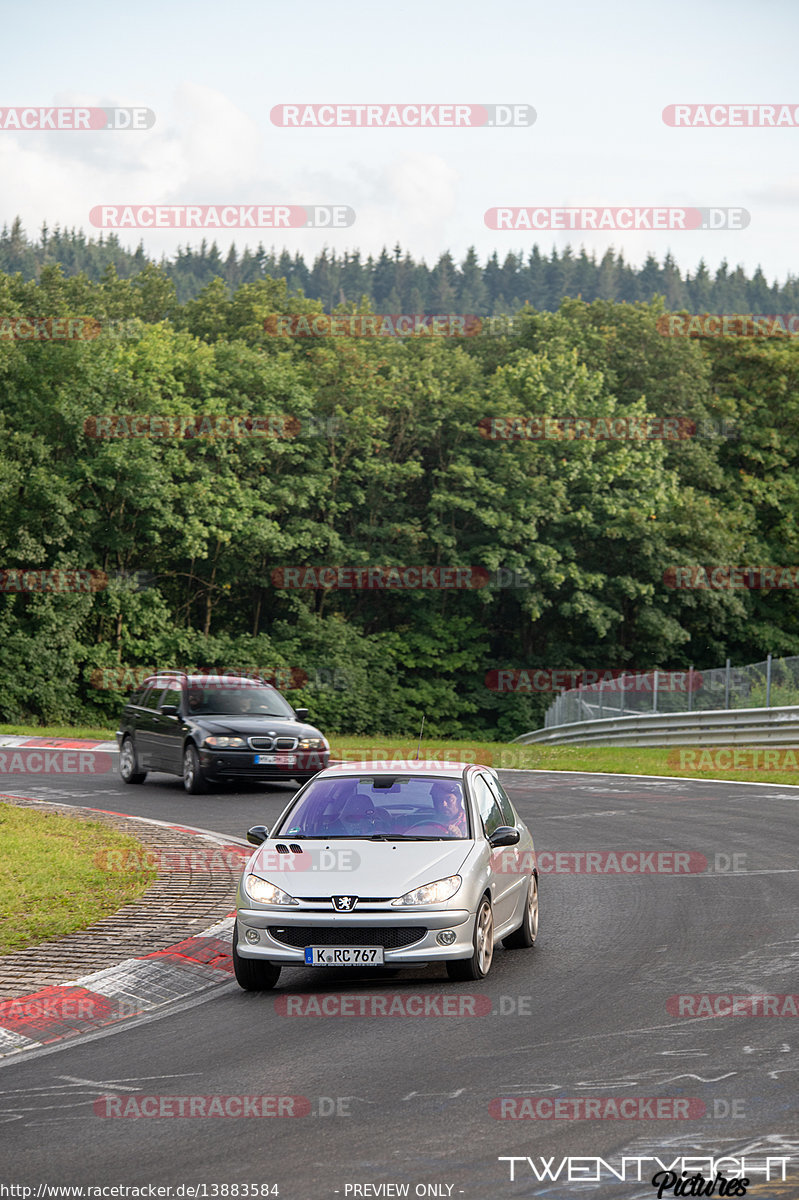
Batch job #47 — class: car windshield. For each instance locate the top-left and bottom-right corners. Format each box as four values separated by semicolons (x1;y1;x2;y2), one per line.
184;683;295;718
276;775;470;839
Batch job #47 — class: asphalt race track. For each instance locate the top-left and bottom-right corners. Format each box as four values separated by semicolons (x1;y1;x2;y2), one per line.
0;767;797;1199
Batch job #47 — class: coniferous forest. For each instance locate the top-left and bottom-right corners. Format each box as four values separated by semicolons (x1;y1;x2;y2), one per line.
1;224;798;737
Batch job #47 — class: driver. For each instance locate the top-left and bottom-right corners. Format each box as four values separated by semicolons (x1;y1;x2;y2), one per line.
430;783;468;837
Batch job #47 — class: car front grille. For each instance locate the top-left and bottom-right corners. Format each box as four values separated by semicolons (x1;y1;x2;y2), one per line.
268;926;427;949
248;737;298;751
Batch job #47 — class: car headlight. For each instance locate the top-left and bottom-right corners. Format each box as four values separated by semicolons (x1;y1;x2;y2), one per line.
204;736;247;749
244;875;299;906
297;737;328;750
391;875;462;906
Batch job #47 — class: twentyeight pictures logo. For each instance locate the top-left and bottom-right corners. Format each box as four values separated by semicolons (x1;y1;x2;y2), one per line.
270;104;536;127
0;107;154;130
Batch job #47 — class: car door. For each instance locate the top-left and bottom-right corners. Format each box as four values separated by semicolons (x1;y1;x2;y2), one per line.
150;683;185;773
485;772;532;920
471;772;519;930
133;683;163;769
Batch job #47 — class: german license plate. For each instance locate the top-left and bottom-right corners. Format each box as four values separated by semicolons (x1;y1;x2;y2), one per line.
255;754;296;765
304;946;384;966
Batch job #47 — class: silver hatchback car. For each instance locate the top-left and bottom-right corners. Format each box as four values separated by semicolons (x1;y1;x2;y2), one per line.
232;760;539;989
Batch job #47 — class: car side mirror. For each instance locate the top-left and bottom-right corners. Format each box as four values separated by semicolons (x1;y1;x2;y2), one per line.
160;703;180;716
294;707;309;721
246;825;270;846
489;826;520;848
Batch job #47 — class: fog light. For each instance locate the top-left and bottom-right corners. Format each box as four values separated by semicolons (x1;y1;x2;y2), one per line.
437;930;457;946
245;929;260;944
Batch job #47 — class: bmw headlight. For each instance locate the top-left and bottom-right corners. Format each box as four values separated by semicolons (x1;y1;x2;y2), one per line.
204;736;247;748
297;737;328;750
391;875;462;906
244;875;299;905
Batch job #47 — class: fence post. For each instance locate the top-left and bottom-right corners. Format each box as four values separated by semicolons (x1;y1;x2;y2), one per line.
653;669;659;714
766;653;772;708
619;674;626;717
687;665;694;712
599;685;604;720
725;657;731;709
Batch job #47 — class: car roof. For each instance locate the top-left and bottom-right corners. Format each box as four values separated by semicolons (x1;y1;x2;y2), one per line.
315;760;489;778
140;673;275;688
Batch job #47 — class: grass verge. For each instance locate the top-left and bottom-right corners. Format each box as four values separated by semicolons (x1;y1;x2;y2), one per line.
0;802;158;955
0;723;116;741
328;736;799;786
2;726;798;787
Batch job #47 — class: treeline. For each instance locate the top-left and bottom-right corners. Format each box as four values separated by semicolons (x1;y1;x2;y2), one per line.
1;261;798;738
2;216;798;312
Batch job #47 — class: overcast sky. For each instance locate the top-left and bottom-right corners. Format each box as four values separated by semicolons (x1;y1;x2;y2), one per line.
3;0;798;283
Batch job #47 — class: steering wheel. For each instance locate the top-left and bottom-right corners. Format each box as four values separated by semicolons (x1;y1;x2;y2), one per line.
403;820;451;834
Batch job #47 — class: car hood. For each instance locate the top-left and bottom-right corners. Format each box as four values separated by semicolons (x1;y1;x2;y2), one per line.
247;839;474;899
194;717;322;739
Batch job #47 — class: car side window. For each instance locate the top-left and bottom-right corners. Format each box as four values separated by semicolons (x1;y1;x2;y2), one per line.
136;685;156;709
161;686;182;710
486;775;516;826
146;680;172;709
472;774;504;838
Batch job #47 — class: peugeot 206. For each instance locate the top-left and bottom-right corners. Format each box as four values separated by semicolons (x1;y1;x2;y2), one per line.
232;759;538;987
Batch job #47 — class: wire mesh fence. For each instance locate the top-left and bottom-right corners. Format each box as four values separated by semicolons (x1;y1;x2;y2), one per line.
543;655;799;728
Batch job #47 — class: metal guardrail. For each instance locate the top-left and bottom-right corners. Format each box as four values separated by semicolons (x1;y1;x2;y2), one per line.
514;705;799;747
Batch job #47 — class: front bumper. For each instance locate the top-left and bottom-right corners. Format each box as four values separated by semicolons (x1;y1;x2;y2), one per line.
235;906;476;963
200;747;329;780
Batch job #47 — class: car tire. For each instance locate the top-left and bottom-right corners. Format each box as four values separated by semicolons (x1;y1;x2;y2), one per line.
183;743;208;794
232;924;282;991
446;896;494;982
119;736;147;785
502;874;539;949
